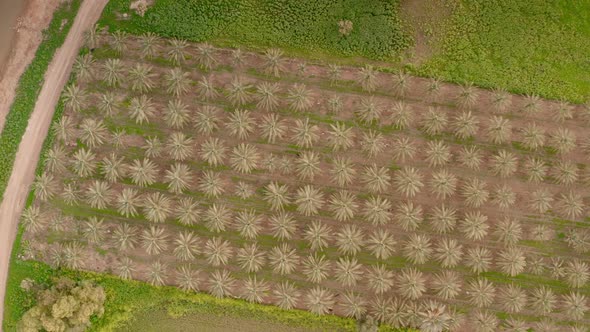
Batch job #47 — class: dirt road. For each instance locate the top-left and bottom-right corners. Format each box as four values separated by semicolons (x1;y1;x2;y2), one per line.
0;0;109;327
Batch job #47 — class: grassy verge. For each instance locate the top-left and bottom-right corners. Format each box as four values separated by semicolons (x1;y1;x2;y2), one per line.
0;0;81;202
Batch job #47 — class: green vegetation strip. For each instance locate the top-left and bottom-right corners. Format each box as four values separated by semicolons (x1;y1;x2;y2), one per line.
0;0;81;201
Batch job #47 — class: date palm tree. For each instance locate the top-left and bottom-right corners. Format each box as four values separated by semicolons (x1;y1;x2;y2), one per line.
263;48;284;77
74;54;94;82
390;101;413;129
227;76;251;106
305;287;335;315
359;65;378;92
551;127;577;154
429;170;457;199
291;118;319;148
452;111;479;139
82;217;106;244
421;107;448;135
395;201;423;231
295;185;324;216
256;82;281;111
341;291;368;319
33;172;56;202
236;242;266;273
524;157;547;183
361;164;391;193
491;88;511;112
360;130;385;157
499;284;527;313
238;179;259;198
142;136;163;158
356;97;382;123
198;138;226;167
472;310;498;332
116;257;135;280
175;197;200;226
167;38;188;65
425;77;442;99
467;278;495;307
460;211;489;241
176;265;201;291
197;75;219;100
80;118;108;148
173;231;200;261
554;159;578;185
558;191;584;219
397;268;427;300
273;282;300;310
128;158;158;187
497;246;527;276
71;148;96;178
140;32;159;58
429;204;457;234
45;146;66;174
327;64;341;84
196;43;217;69
112;223;138;251
141;226;168;256
494;218;522;245
167;132;193;161
21;206;43;233
193;107;220;136
164;99;190;129
327;122;354;151
242;276;269;303
462;178;489;208
235;209;262;239
434;238;463;268
394;167;424;198
102;58;124;87
143;192;171;223
100;153;125;183
304;220;332;251
302;254;331;284
165;68;191;97
53;115;74;143
328;190;358;221
490;150;518;178
456;83;478;108
521;123;545;150
529;188;553;213
334;257;364;287
458;145;483;170
110;30;127;54
330;156;356;187
336;224;364;256
227;109;255;140
204;204;232;233
565;259;589;288
530;286;556;314
62;84;86;112
204;237;233;267
209;270;235;298
269;212;296;240
85;180;111;209
129;95;155;124
258;113;287;144
367;264;395;294
425;140;451;167
327;95;343;114
63;242;85;270
116;188;140;218
561;292;588;320
487;116;512;144
269;243;299;275
432;270;462;300
392;137;416;162
403;234;432;265
367;229;396;260
129;64;155;93
230;143;260;173
363;195;392;226
465;246;492;273
288;83;313;112
263;182;291;211
98;91;117;117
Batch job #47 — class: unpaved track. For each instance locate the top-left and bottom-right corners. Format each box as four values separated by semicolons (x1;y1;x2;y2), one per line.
0;0;108;327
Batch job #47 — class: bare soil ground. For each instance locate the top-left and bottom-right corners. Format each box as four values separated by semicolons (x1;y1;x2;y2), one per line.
0;0;108;326
0;0;63;134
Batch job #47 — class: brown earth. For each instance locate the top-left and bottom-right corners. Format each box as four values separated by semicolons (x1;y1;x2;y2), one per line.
0;0;109;327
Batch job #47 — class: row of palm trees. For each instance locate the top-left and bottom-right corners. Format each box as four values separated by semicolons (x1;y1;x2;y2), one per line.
92;29;589;128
